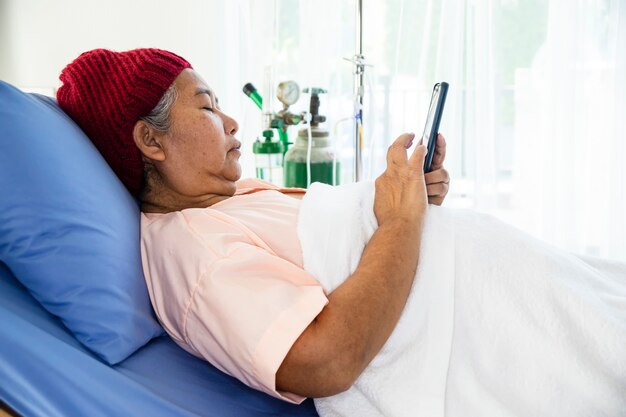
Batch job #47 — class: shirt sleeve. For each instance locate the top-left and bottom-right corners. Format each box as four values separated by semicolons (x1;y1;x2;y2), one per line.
182;241;329;404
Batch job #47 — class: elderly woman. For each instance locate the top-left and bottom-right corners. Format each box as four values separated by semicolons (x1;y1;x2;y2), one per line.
58;49;626;417
57;48;450;403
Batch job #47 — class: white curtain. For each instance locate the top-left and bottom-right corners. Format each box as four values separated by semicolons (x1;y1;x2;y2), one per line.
216;0;625;261
513;0;626;260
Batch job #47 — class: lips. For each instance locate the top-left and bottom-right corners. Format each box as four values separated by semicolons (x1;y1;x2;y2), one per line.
229;141;242;152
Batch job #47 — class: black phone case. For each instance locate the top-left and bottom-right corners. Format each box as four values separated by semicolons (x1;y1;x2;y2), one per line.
423;82;448;173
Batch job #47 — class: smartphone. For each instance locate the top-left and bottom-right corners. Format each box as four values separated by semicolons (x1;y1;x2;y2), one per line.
421;82;448;172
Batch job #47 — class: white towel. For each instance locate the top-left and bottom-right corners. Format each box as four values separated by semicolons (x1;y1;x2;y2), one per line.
297;181;626;417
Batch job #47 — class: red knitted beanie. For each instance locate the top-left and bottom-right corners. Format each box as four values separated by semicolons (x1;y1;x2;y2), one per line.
57;48;192;196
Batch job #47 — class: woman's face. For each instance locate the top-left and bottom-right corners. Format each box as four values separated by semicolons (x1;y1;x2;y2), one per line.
155;68;241;198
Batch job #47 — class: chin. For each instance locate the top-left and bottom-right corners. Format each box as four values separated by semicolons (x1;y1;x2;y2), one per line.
226;168;242;182
230;164;242;181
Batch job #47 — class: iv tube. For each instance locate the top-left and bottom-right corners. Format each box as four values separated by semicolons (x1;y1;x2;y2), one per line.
365;69;377;179
306;118;312;187
261;66;275;132
393;0;405;75
333;116;354;185
306;91;313;187
353;0;365;182
262;66;275;115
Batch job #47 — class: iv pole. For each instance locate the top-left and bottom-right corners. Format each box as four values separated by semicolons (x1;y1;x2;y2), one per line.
352;0;365;182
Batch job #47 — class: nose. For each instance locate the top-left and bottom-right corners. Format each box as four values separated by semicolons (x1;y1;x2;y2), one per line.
222;112;239;136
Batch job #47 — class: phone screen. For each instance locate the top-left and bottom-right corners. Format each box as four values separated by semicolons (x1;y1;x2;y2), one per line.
421;82;448;172
422;83;442;150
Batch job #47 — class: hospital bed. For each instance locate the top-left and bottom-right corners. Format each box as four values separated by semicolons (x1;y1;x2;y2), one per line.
0;80;319;417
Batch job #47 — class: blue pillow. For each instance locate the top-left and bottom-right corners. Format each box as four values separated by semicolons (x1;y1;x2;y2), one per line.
0;80;163;364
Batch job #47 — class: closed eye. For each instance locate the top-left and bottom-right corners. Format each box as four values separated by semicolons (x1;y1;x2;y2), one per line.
203;107;214;112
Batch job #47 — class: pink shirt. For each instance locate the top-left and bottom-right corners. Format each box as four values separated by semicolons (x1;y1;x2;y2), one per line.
140;178;328;403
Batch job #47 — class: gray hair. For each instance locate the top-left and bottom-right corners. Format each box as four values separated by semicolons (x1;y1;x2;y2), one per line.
138;84;177;199
140;83;178;132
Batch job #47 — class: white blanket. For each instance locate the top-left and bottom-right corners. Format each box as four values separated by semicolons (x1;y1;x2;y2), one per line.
297;181;626;417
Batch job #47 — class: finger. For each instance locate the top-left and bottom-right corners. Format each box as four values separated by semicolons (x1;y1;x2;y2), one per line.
427;182;449;206
387;133;414;166
424;167;450;186
428;195;445;206
426;181;449;198
396;132;415;149
429;134;447;171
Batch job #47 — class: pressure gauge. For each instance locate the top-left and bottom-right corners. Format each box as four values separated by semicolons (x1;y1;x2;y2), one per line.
276;81;300;106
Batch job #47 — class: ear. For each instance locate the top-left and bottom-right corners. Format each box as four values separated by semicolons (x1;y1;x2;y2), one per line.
133;120;166;162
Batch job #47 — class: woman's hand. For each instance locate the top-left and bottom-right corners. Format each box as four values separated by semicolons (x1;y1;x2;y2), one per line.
374;133;429;227
424;134;450;206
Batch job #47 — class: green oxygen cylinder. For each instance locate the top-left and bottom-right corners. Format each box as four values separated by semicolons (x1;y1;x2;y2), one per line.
253;129;285;187
283;127;339;188
283;87;339;188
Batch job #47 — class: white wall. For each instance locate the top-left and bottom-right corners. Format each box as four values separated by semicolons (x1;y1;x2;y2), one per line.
0;0;221;92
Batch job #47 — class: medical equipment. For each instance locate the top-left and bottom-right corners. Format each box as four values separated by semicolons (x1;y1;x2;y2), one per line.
242;82;263;109
244;81;301;187
284;88;339;187
245;0;371;186
253;129;285;186
244;81;338;188
344;0;367;182
243;81;305;153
